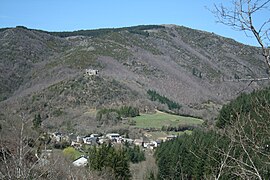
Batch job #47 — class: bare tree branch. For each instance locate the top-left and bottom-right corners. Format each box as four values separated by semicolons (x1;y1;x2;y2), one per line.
212;0;270;70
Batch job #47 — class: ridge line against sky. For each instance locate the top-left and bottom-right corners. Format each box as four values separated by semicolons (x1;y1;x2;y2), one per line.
0;0;269;46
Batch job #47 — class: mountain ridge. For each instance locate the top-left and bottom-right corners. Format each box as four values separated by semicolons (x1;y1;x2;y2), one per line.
0;24;269;132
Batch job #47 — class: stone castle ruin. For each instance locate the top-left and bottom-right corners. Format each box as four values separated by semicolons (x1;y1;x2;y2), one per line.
85;69;99;76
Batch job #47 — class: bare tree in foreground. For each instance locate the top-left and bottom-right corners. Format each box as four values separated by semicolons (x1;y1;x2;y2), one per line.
0;114;101;179
212;0;270;73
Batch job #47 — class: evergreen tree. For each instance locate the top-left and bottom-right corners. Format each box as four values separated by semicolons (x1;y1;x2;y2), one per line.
155;88;270;179
147;90;181;110
88;143;131;179
32;113;42;129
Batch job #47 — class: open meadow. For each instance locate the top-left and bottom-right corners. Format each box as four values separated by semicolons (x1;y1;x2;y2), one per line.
132;110;203;129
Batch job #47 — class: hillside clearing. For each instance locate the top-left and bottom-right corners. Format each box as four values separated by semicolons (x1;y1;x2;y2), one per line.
132;110;203;129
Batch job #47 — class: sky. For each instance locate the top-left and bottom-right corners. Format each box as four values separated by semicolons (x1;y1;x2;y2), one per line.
0;0;269;46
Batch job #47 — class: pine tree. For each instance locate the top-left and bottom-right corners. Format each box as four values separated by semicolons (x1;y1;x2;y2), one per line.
32;113;42;129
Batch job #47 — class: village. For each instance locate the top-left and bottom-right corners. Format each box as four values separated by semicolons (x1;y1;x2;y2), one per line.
27;69;178;168
46;131;177;167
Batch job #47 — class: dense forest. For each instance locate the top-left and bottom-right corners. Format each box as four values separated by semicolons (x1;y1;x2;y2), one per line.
0;25;165;39
155;87;270;179
147;90;182;110
49;25;165;38
88;143;145;179
96;106;140;125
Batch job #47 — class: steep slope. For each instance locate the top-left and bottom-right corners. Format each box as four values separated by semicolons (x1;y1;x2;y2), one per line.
0;25;269;132
0;27;70;101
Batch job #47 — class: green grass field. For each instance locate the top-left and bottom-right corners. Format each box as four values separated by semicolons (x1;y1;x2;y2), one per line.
63;147;84;160
132;110;203;129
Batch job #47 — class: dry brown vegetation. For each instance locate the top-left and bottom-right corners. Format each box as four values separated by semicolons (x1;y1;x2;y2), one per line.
0;24;269;142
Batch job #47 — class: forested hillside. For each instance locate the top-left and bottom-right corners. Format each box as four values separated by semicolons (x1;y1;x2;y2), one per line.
0;24;269;133
155;87;270;179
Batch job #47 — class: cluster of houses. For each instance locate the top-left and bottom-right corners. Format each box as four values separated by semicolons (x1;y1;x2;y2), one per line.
51;132;177;150
49;131;177;167
77;133;177;150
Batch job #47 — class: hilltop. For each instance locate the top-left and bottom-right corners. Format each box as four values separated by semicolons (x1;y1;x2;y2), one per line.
0;24;269;132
